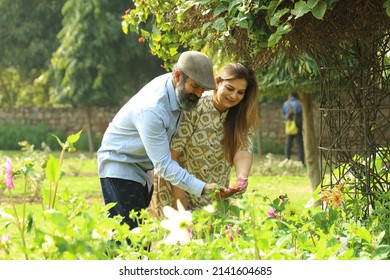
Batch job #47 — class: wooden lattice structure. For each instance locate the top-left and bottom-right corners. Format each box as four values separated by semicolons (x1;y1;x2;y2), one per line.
318;33;390;218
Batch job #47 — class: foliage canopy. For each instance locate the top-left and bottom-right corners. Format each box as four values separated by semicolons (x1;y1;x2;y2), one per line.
123;0;390;71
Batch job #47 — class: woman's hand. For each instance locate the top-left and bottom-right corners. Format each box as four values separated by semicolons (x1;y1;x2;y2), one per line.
173;195;193;210
234;177;248;195
172;185;194;210
204;183;240;199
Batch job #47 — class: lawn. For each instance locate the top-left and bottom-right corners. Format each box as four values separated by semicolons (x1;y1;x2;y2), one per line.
0;150;312;215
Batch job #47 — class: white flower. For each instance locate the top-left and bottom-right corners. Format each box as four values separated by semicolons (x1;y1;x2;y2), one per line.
91;229;101;239
0;233;11;244
161;199;192;245
0;208;14;219
203;204;215;213
337;236;348;254
131;227;142;234
304;197;315;208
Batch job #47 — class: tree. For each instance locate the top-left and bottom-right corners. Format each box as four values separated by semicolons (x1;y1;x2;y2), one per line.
0;0;66;107
257;51;321;193
47;0;165;152
0;68;20;107
121;0;390;195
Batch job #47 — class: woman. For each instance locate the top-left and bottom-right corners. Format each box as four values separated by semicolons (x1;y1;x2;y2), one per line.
149;62;260;218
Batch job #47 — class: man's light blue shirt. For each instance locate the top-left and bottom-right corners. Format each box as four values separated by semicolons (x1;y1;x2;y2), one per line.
97;73;205;197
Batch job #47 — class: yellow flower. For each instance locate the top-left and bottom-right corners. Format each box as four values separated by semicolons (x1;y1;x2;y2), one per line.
319;186;344;209
330;188;343;208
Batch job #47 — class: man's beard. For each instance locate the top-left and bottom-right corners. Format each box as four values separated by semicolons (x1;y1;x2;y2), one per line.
176;81;200;111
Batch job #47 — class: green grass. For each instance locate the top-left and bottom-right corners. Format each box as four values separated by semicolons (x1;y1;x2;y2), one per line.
1;151;313;212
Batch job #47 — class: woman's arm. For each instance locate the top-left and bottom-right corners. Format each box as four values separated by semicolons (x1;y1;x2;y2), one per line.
232;150;253;194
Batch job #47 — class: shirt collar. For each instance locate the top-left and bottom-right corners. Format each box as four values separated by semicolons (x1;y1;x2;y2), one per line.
167;74;180;111
205;91;229;119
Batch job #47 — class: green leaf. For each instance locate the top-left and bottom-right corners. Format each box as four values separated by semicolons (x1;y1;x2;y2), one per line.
307;0;319;9
141;29;151;38
52;134;64;149
121;20;128;34
214;2;229;16
212;17;227;31
26;212;34;233
238;18;249;29
268;24;291;47
275;233;291;249
229;205;241;218
201;22;212;35
66;130;82;145
270;8;290;26
338;248;355;260
291;0;311;19
152;32;162;42
372;245;390;260
385;0;390;17
357;228;371;243
266;0;282;17
311;0;327;19
46;154;61;183
169;47;178;57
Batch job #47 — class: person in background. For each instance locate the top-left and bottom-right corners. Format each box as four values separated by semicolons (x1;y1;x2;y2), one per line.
149;62;260;218
282;92;305;166
97;51;240;230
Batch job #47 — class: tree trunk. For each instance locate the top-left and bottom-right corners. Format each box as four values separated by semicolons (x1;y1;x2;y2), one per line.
300;93;321;194
257;101;263;159
85;105;95;153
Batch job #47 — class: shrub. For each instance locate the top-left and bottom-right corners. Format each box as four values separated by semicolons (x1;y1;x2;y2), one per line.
253;136;284;155
0;121;99;151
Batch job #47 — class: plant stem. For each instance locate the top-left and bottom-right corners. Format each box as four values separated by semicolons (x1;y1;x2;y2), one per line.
8;189;28;260
51;147;65;209
309;230;316;247
22;175;28;236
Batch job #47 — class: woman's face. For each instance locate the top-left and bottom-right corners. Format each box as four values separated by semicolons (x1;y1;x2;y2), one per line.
213;78;247;113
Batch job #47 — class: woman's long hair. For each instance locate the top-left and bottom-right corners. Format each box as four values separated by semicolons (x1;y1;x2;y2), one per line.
217;62;260;165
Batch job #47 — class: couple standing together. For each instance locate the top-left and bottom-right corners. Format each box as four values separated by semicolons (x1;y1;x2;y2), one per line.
97;51;260;229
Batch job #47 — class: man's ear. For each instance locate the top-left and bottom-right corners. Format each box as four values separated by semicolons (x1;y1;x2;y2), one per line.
173;70;181;84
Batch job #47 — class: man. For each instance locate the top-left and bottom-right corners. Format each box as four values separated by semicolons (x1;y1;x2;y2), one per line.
97;51;239;229
282;92;305;166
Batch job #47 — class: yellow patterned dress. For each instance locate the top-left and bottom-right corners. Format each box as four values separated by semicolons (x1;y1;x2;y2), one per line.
148;91;253;219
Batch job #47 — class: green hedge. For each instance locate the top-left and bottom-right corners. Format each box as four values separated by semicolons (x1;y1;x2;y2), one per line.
0;121;99;151
253;136;284;155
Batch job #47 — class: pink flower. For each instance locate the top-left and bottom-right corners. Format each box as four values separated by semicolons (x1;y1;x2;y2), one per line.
230;179;247;190
3;157;14;190
224;225;240;242
0;233;11;244
234;225;240;234
224;226;234;242
237;180;246;188
187;227;193;238
267;207;282;219
267;207;275;217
